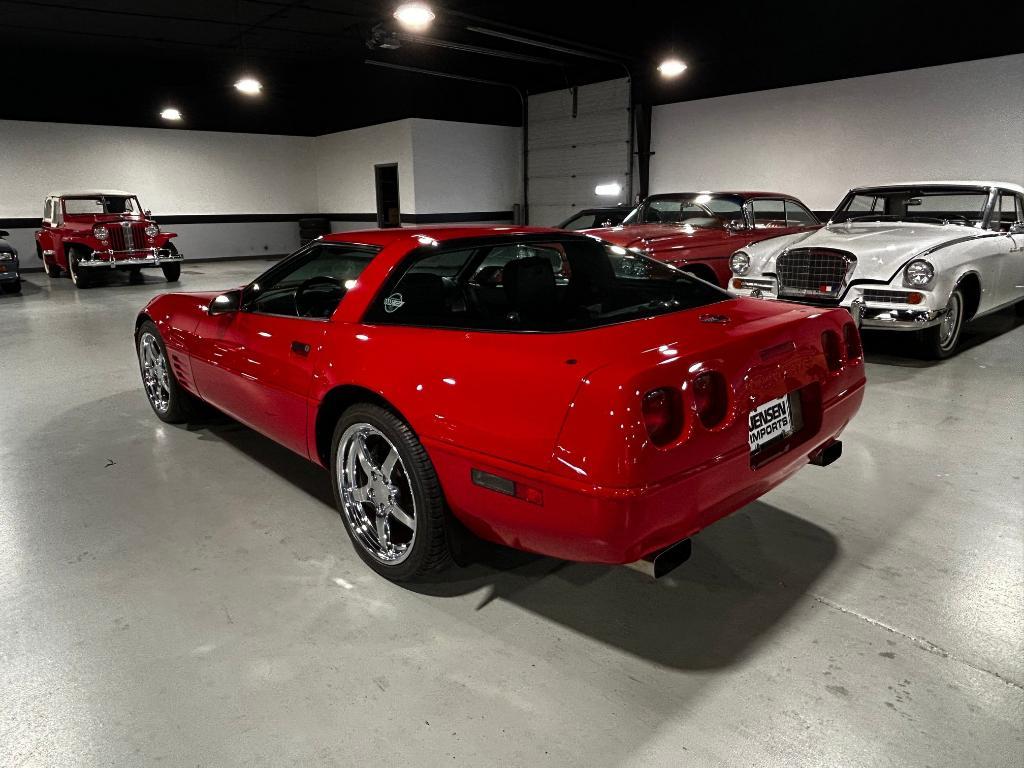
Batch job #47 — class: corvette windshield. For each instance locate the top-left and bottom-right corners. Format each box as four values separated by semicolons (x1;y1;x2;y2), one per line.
365;236;728;332
832;188;990;226
622;194;743;227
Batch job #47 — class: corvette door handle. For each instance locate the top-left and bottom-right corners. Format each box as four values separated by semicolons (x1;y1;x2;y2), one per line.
291;341;311;356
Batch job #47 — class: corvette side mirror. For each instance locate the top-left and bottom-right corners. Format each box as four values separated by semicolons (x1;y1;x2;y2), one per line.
209;290;241;316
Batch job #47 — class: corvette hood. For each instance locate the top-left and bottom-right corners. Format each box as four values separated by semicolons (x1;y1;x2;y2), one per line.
592;223;729;254
749;222;978;280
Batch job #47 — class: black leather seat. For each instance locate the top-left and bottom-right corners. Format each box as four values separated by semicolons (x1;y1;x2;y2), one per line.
503;257;557;323
395;272;449;320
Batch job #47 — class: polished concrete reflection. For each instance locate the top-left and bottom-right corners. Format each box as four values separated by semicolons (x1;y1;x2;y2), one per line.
1;262;1021;767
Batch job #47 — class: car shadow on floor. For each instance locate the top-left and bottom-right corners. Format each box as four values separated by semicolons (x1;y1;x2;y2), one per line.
862;304;1024;367
182;410;838;671
410;503;838;670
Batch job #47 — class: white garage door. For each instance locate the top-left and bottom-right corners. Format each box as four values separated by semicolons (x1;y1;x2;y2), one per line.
527;78;632;226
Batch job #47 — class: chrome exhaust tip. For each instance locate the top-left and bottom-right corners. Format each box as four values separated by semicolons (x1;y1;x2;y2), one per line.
630;538;693;579
810;439;842;467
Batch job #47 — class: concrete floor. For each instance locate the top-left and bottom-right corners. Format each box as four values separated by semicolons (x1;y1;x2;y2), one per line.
1;260;1021;768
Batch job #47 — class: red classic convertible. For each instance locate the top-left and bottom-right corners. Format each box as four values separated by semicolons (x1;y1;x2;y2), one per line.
136;227;865;581
589;192;821;287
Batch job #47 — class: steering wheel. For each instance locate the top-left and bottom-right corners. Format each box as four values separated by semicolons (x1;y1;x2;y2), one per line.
294;275;344;318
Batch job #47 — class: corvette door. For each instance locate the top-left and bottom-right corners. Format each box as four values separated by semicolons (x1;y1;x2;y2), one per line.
190;242;379;457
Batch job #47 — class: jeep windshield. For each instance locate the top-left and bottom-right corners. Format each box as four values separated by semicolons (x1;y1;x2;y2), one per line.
622;194;744;228
63;195;143;216
831;187;990;226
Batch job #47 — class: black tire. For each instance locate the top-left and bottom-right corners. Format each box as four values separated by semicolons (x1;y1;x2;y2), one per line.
43;257;61;278
330;403;452;582
66;245;92;289
161;243;181;282
1;279;20;294
1015;299;1024;317
135;320;200;423
918;287;965;360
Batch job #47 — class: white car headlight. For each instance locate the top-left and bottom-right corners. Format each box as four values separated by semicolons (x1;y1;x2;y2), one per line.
93;225;109;240
904;259;935;287
145;223;159;238
0;251;14;261
730;251;751;275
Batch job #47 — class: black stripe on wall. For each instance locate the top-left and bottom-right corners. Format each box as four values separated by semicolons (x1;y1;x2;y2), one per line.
0;210;514;229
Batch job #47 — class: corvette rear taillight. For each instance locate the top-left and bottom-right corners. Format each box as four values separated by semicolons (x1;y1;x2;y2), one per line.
821;330;843;373
642;387;683;447
693;371;728;428
843;323;863;361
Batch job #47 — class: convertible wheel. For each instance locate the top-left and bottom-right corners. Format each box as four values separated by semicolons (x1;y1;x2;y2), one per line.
136;320;199;423
331;404;452;581
161;244;181;282
66;245;92;289
919;288;965;360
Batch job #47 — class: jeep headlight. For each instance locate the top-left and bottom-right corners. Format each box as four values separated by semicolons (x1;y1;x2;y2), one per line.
93;225;109;240
145;223;159;238
0;251;14;261
904;259;934;287
730;251;751;276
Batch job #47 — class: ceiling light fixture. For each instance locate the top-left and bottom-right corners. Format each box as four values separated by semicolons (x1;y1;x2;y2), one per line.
234;77;263;95
657;58;688;78
393;2;435;31
160;107;183;121
595;182;622;197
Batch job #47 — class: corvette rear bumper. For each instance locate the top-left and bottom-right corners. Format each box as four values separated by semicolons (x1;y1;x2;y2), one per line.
428;378;865;564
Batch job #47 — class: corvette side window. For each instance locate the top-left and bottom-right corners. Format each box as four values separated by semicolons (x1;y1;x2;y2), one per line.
246;243;380;319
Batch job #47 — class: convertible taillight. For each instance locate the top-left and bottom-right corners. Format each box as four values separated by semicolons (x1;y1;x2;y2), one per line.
642;387;683;447
693;371;729;428
844;323;863;361
822;330;843;373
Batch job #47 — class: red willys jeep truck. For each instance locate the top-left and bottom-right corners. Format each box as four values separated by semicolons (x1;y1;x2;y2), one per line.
35;191;183;288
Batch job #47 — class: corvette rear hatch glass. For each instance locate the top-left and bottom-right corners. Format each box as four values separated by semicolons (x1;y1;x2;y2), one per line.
366;235;728;332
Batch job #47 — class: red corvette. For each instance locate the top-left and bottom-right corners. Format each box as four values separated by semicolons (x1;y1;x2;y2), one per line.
589;192;821;288
135;227;864;581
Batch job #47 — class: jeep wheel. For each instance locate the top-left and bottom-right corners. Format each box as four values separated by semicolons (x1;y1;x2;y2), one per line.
42;254;61;278
161;243;181;283
66;245;92;289
1;280;21;295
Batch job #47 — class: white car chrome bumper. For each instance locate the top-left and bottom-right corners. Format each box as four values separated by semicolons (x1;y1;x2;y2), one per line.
729;277;948;330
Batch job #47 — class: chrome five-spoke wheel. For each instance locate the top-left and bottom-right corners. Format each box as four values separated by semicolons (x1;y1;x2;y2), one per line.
139;331;171;414
337;423;417;565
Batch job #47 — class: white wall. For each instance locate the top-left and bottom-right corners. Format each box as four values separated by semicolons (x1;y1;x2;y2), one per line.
314;120;415;214
650;55;1024;211
0;119;317;217
409;119;521;215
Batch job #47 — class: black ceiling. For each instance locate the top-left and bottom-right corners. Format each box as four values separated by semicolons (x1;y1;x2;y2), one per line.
2;0;1022;136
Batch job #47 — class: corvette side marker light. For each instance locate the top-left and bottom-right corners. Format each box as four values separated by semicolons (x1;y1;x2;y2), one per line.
471;469;543;505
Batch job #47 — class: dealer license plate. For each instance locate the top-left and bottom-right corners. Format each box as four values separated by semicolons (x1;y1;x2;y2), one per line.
748;394;794;452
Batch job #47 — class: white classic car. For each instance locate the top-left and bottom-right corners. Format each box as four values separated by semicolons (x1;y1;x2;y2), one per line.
727;181;1024;358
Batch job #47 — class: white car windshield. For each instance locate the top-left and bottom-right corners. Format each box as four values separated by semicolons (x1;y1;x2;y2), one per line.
63;195;143;216
832;187;989;226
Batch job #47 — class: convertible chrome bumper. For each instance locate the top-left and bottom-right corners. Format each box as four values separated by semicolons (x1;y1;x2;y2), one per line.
80;247;183;268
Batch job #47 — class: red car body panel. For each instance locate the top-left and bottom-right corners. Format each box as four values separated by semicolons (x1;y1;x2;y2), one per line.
589;192;820;288
139;226;865;564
